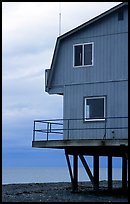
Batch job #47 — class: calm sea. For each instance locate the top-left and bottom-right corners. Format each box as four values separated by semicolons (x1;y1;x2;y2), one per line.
2;167;123;185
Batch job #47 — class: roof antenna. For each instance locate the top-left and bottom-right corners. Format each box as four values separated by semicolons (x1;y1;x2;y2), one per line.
59;2;61;36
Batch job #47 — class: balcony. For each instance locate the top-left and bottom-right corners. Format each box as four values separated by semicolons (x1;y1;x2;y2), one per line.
32;116;128;152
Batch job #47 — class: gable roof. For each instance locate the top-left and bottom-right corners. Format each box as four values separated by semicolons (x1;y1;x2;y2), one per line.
47;2;128;90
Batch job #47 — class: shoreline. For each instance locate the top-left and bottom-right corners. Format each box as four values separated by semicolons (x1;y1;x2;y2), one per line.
2;180;128;202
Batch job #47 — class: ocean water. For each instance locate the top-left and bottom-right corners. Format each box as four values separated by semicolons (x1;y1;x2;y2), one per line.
2;167;123;185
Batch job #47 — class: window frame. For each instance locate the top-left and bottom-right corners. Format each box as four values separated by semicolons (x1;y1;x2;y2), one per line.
84;96;106;122
73;42;94;68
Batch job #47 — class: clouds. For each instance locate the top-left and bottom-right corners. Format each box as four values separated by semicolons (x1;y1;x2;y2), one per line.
2;2;58;57
2;2;121;56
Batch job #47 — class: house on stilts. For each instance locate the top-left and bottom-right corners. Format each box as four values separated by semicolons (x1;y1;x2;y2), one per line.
32;2;128;192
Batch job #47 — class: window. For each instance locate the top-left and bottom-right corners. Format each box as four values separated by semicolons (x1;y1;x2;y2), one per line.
84;96;106;121
73;43;94;67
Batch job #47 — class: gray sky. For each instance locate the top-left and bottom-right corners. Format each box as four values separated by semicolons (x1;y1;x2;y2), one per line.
2;2;122;167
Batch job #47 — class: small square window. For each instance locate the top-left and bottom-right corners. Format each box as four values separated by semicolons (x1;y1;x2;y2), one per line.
84;96;106;121
73;43;94;67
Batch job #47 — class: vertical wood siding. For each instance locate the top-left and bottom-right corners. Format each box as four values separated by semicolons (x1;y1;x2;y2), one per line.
63;80;128;139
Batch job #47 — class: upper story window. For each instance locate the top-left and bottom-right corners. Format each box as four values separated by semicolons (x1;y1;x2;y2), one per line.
84;96;106;121
73;42;94;67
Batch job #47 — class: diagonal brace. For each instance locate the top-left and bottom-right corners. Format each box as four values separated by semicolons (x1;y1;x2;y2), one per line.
79;154;94;186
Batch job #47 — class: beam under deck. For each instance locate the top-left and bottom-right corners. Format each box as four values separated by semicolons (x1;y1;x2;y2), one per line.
32;139;127;148
32;139;128;157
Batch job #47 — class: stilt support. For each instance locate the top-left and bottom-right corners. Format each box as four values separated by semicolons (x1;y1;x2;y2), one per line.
73;154;78;192
122;156;127;190
65;150;78;192
93;155;99;190
79;154;94;186
64;148;128;192
65;152;74;184
108;156;112;190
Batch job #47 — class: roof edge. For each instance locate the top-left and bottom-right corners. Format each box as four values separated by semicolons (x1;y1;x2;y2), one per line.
58;2;127;41
46;2;128;91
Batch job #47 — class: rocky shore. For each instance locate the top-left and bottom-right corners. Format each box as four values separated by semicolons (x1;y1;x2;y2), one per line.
2;181;128;202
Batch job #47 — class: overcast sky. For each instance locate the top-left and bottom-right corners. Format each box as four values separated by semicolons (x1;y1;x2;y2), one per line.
2;2;122;168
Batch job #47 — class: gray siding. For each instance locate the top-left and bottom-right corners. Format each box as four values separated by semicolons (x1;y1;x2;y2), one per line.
63;80;128;139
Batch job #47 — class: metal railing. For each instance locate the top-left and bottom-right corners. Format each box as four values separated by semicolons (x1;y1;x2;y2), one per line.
33;119;63;141
32;116;128;141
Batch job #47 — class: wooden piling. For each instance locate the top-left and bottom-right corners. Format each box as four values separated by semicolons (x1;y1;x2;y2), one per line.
93;155;99;190
122;156;127;190
108;156;112;190
73;154;78;192
63;146;128;192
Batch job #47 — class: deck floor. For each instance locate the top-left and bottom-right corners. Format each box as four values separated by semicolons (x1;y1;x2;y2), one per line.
32;139;128;149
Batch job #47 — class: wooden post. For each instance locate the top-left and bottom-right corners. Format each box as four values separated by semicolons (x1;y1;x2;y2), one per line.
93;155;99;190
79;154;94;186
108;156;112;190
122;156;127;190
65;152;74;184
73;154;78;192
65;150;78;192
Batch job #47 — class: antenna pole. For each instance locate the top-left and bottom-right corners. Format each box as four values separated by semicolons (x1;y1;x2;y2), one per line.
59;2;61;36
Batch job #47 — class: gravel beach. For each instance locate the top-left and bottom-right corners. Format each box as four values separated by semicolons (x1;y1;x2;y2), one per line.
2;181;128;202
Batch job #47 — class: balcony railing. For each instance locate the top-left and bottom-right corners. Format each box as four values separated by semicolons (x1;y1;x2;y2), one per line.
32;116;128;141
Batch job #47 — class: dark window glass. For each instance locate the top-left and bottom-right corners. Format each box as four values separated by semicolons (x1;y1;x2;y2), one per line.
84;44;92;65
86;98;104;119
74;45;82;66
